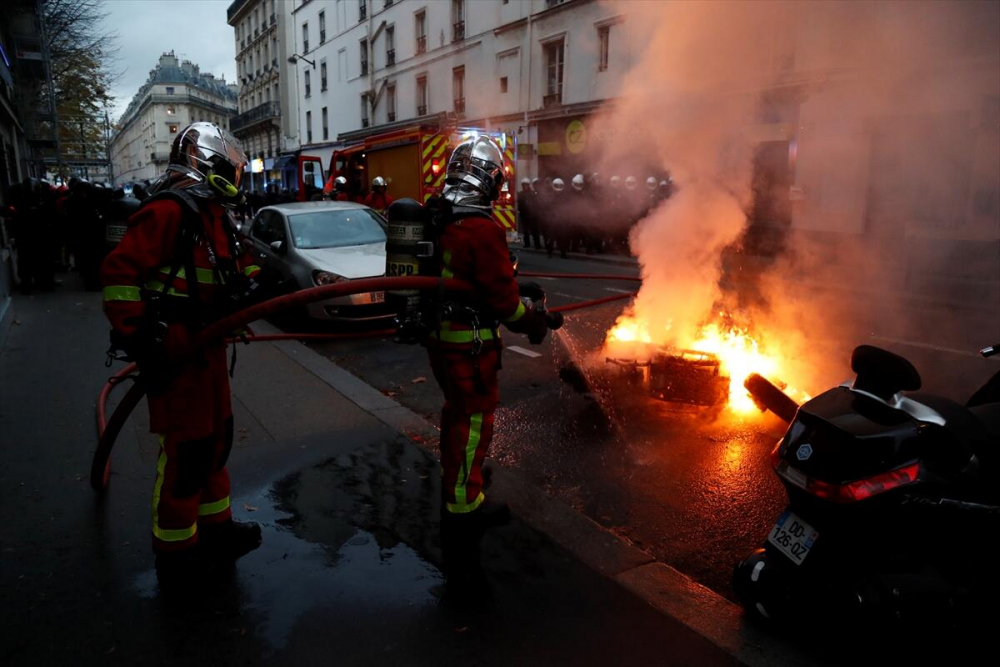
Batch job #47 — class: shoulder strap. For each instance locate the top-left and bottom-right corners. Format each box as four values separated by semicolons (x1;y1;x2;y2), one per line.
139;190;203;311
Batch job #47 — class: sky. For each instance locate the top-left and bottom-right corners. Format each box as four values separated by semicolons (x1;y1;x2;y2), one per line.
102;0;238;122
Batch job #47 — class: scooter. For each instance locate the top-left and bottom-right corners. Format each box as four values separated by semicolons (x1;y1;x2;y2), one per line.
734;343;1000;630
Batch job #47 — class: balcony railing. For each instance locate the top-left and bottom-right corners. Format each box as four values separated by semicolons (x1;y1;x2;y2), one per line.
320;30;326;43
386;49;395;66
229;101;281;133
361;60;368;75
417;104;427;116
270;13;276;26
362;118;370;128
453;97;465;114
359;5;366;21
387;111;396;122
416;35;426;54
453;21;465;41
543;91;562;108
254;28;259;38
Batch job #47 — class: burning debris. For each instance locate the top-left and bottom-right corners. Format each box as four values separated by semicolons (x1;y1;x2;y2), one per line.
607;348;728;407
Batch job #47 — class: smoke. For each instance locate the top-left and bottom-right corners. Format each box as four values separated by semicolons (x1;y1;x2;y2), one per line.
595;0;1000;396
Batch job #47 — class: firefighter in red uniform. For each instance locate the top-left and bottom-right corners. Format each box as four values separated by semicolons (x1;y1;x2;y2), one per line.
101;123;263;586
425;136;556;593
363;175;393;215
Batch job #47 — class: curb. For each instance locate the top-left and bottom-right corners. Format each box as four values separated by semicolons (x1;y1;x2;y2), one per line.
253;319;818;667
513;244;640;268
0;295;13;353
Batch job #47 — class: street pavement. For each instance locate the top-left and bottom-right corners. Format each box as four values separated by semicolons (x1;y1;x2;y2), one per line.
0;273;742;666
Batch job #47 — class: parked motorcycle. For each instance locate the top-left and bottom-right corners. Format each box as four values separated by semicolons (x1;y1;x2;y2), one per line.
734;343;1000;630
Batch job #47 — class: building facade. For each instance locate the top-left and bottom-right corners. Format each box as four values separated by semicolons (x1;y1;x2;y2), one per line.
227;0;301;192
287;0;630;180
110;52;238;186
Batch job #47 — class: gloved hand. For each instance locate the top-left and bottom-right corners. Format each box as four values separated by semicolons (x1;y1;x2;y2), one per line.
110;324;173;394
505;297;550;345
518;281;546;303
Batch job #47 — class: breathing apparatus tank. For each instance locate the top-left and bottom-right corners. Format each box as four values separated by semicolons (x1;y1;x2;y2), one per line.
385;197;437;343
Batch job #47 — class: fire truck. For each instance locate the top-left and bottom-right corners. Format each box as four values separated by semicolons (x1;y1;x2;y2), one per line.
296;123;518;236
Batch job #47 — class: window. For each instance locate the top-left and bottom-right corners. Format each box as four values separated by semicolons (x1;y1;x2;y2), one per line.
359;0;367;22
322;106;329;140
385;0;393;6
319;11;326;43
415;10;426;54
452;66;465;113
544;38;564;106
274;83;279;101
361;93;370;127
306;111;312;143
165;86;175;95
166;106;176;115
302;22;309;52
452;0;465;41
545;0;567;8
386;25;395;66
168;124;178;134
416;75;427;115
387;83;396;122
500;76;507;93
360;39;368;75
305;69;311;97
598;25;610;72
338;48;347;82
321;60;328;90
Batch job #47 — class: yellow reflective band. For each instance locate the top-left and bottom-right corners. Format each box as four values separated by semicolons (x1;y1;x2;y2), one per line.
243;265;260;276
198;496;231;516
453;412;483;507
429;327;496;344
156;266;218;284
144;280;188;297
442;267;454;279
151;437;198;542
442;250;452;265
446;492;485;514
504;300;526;323
103;285;142;302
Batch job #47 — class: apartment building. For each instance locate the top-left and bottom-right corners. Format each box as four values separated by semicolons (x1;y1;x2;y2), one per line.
227;0;301;190
110;52;238;185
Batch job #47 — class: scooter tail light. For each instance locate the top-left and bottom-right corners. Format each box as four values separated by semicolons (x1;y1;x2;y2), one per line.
777;461;921;503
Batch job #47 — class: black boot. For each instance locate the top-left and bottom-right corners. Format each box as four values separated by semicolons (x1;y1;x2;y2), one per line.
475;497;511;529
198;520;262;562
155;547;216;591
440;513;487;604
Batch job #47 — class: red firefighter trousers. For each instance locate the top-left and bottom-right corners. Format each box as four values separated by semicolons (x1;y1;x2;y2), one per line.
429;344;500;515
148;327;234;552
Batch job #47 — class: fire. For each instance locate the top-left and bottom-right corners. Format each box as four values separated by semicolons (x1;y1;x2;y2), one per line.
606;317;653;344
688;319;777;414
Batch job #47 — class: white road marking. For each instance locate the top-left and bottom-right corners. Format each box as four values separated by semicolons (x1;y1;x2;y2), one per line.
508;345;542;358
553;292;588;300
603;287;635;294
868;335;984;358
533;276;557;281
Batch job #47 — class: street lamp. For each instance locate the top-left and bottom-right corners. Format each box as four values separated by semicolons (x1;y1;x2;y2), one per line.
287;54;315;69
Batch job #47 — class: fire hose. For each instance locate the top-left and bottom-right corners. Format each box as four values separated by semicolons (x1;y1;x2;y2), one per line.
92;272;640;492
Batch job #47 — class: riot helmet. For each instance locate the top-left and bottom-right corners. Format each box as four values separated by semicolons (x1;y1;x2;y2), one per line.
520;177;532;191
551;178;565;193
625;176;637;190
609;175;621;189
571;174;585;192
530;177;540;193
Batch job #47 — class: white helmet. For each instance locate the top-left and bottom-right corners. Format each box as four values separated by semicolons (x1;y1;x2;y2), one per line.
520;177;531;188
625;176;637;190
551;178;565;192
609;175;621;189
571;174;585;191
646;176;658;191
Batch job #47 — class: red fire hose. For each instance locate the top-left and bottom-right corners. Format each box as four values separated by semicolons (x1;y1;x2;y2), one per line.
92;273;638;492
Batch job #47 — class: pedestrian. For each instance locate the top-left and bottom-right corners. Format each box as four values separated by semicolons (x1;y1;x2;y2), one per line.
100;122;264;588
363;176;393;215
517;178;540;249
425;136;551;596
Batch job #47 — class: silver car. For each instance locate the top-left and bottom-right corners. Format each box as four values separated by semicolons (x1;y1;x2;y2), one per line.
244;201;392;321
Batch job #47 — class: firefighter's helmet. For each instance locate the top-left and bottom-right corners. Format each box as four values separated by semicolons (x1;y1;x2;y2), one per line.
334;175;347;191
552;178;565;193
372;176;387;192
520;177;531;190
571;174;585;192
646;176;658;191
609;175;621;189
442;135;505;208
165;122;247;207
625;176;637;190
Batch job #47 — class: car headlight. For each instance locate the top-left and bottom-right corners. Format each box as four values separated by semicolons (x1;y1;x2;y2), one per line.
313;270;348;286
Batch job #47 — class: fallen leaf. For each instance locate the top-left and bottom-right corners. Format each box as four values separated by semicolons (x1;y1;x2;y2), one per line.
454;627;468;633
411;376;427;384
12;319;21;326
243;502;258;512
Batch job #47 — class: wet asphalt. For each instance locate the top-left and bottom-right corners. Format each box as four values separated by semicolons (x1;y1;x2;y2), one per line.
0;275;740;666
303;250;1000;602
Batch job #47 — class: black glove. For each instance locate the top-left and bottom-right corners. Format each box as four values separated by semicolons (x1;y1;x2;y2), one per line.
505;297;550;345
518;281;546;303
110;324;172;395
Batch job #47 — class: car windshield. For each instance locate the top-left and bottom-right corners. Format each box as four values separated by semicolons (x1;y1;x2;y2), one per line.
287;209;387;249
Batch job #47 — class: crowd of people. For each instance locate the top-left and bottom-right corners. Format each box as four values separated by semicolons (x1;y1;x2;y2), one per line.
516;173;674;258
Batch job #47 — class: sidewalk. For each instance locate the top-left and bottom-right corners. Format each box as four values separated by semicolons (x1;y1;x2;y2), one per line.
0;274;742;666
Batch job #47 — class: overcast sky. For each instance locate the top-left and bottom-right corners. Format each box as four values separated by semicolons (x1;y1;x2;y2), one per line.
102;0;237;122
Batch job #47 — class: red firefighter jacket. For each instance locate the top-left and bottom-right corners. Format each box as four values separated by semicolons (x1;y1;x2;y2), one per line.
363;192;394;214
431;211;525;347
101;198;260;336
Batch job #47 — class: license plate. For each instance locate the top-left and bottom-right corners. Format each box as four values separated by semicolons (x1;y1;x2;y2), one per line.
767;510;819;565
370;291;385;303
105;224;127;243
